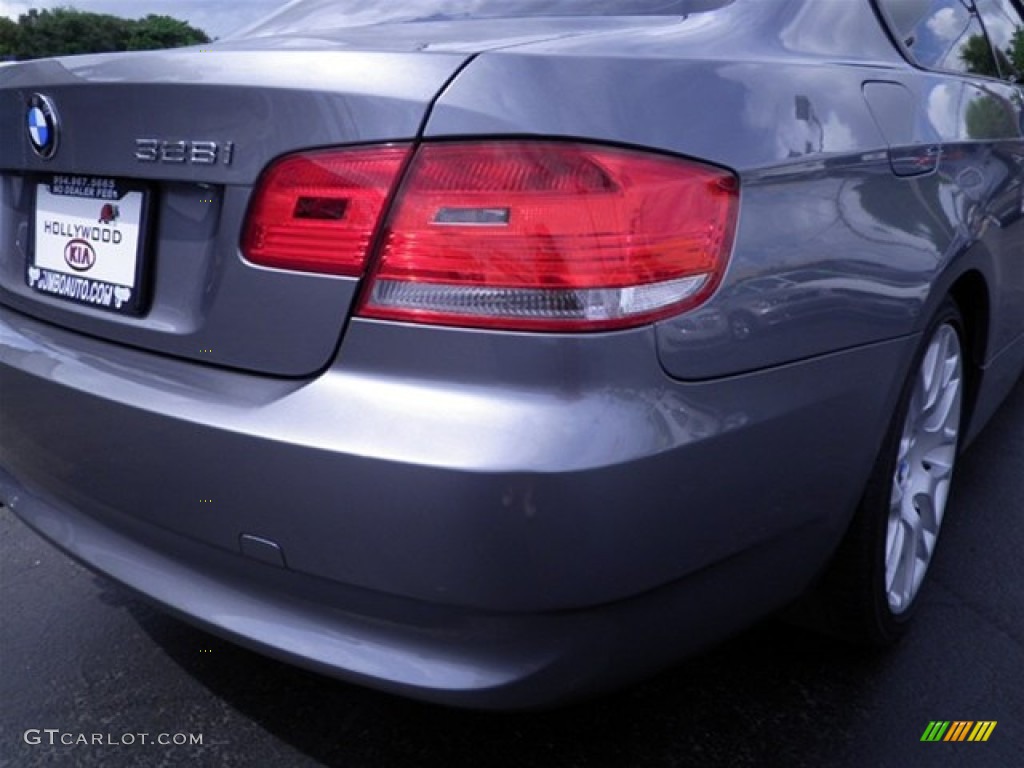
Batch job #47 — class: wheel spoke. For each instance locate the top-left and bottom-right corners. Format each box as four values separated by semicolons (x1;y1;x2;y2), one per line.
922;444;955;481
920;345;942;413
894;513;919;609
885;520;904;588
914;492;938;550
922;366;961;432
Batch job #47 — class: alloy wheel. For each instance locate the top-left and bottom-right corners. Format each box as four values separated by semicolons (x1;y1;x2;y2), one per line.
884;323;963;614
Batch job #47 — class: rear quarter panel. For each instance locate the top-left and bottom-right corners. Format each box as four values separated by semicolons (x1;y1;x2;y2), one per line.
426;0;1024;383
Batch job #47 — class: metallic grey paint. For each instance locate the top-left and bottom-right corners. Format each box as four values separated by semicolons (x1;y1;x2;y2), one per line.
1;0;1022;707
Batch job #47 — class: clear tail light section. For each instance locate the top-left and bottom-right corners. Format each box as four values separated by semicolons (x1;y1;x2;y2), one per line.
242;141;738;331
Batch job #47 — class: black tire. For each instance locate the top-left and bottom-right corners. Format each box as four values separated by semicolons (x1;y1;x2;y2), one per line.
811;297;967;645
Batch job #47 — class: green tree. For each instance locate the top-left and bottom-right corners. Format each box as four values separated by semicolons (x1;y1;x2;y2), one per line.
0;17;18;59
9;6;209;61
965;93;1017;139
0;18;17;60
127;14;209;51
14;7;132;59
960;34;1001;78
1010;28;1024;76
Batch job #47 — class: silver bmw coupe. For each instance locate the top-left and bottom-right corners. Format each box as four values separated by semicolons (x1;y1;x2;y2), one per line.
1;0;1022;708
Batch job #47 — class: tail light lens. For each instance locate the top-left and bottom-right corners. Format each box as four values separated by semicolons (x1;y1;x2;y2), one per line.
242;141;738;331
242;145;411;275
363;142;738;331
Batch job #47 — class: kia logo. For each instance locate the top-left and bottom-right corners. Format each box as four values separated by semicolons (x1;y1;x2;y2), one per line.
64;239;97;272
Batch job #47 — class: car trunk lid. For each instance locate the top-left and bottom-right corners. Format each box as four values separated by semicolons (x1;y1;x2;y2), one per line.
0;48;469;376
0;16;685;376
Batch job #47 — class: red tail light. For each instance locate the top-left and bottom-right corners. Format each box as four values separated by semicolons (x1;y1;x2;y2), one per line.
362;142;738;331
242;141;738;331
242;145;411;275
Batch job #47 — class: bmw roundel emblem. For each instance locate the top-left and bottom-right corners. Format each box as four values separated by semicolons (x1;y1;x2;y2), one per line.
27;93;60;160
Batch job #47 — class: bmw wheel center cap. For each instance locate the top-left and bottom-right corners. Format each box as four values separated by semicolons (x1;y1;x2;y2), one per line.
27;93;60;159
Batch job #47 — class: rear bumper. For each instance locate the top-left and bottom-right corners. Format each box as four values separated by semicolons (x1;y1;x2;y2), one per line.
1;465;831;708
0;306;916;705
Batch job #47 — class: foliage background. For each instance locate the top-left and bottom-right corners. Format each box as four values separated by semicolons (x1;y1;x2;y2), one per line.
0;5;208;60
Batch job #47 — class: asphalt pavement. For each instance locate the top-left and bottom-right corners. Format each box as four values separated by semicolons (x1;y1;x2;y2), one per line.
2;379;1021;768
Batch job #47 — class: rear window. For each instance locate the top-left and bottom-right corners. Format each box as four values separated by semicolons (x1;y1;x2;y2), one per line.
235;0;729;37
880;0;987;72
974;0;1024;79
877;0;1023;78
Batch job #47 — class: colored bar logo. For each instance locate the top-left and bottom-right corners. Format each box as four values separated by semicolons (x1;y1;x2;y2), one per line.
921;721;997;742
